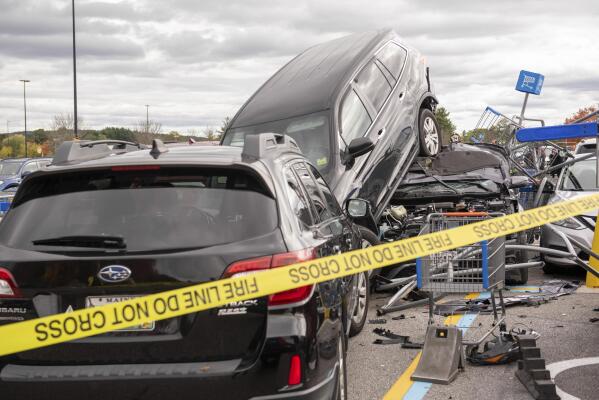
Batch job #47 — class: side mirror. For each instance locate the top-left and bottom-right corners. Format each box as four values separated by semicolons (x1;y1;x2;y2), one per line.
347;137;374;159
507;176;531;189
345;198;370;218
21;170;32;178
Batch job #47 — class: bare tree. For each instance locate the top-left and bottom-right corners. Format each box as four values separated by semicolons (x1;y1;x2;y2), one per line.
203;127;220;141
52;113;83;132
135;120;162;135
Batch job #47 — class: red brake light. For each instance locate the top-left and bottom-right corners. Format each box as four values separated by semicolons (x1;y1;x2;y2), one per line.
223;248;316;307
0;268;21;298
222;256;272;279
270;248;316;307
288;354;302;386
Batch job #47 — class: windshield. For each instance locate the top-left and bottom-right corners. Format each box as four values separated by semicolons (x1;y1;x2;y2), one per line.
222;111;332;177
397;180;500;198
0;161;22;176
0;167;278;253
560;158;598;191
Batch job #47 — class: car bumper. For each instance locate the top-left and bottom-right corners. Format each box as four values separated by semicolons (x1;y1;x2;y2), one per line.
540;223;593;267
0;312;341;400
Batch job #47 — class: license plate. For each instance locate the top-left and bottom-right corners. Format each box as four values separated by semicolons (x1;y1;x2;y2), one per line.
85;295;155;332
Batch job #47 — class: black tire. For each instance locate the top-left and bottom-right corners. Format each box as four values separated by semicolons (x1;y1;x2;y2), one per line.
334;330;348;400
348;226;378;337
541;255;558;274
418;108;442;157
357;226;381;279
348;271;369;337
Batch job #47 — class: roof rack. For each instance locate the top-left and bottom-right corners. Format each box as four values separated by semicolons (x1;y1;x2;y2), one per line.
51;140;148;166
241;133;301;161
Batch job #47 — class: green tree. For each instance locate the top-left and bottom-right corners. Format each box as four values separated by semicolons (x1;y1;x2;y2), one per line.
218;116;232;135
31;129;49;145
100;127;137;142
435;107;456;143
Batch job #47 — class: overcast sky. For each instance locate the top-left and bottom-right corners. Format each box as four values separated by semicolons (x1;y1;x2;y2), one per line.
1;0;598;135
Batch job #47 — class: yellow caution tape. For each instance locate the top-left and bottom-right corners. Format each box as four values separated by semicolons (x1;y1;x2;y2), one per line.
0;193;598;357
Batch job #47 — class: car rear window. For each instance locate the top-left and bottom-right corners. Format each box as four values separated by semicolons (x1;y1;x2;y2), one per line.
0;167;278;253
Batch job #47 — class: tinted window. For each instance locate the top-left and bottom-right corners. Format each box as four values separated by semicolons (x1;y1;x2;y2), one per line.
355;60;392;111
1;168;277;252
21;162;38;174
284;167;313;229
293;162;331;222
560;159;598;191
340;90;372;144
376;43;407;80
308;164;341;217
0;162;22;176
222;111;332;175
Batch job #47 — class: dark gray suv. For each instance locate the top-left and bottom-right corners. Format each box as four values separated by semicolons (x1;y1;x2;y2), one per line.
222;29;441;223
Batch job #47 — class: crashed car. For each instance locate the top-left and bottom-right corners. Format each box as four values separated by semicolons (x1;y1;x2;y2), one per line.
540;155;597;270
222;29;441;325
387;143;531;284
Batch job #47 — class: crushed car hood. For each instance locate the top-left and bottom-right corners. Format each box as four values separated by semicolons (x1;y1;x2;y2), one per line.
401;143;510;186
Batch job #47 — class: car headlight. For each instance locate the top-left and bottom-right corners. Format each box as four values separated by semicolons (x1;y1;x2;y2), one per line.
552;217;585;230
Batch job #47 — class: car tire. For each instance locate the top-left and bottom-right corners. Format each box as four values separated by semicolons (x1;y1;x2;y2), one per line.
348;271;369;337
418;108;442;157
541;256;558;274
334;330;348;400
348;226;378;337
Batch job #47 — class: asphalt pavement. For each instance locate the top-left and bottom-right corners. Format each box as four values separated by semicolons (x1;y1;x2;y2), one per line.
347;266;599;400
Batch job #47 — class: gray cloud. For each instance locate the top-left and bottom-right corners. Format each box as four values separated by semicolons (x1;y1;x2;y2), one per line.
0;0;597;134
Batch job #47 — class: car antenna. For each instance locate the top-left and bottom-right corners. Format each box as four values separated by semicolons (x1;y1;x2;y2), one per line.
150;139;169;158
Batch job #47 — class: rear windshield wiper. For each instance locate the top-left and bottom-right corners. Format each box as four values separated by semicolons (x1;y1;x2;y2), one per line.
32;235;127;249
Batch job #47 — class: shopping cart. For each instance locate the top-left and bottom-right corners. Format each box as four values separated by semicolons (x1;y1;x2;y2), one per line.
416;212;507;345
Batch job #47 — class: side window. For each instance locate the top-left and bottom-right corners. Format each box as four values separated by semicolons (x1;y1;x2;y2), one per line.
21;162;38;175
376;43;407;80
340;90;372;143
308;164;341;217
355;60;392;111
293;162;331;223
284;167;313;229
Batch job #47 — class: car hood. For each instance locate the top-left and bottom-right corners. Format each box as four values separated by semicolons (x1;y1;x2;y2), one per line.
552;190;599;218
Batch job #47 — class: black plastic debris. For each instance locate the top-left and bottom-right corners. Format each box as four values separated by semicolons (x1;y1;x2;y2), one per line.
372;328;410;345
466;332;520;365
368;318;387;324
434;280;579;316
590;317;599;323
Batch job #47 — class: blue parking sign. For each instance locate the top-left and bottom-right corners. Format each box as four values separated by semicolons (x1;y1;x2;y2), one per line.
515;70;544;95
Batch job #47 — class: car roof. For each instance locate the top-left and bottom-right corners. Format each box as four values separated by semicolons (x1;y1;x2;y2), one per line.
230;29;397;129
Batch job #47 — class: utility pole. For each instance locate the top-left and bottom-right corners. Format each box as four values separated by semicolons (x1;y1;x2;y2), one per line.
145;105;150;134
72;0;79;139
19;79;30;158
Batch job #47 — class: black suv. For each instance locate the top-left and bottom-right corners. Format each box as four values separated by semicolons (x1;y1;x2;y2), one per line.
222;29;441;223
0;135;364;400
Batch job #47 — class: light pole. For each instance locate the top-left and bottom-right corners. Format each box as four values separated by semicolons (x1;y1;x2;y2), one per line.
145;105;150;134
19;79;30;158
72;0;79;139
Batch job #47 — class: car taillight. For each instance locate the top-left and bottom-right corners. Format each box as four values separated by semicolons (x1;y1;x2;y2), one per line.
288;354;302;386
0;268;21;298
223;248;316;308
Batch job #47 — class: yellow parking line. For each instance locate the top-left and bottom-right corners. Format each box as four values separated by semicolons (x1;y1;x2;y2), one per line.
383;293;477;399
382;352;422;400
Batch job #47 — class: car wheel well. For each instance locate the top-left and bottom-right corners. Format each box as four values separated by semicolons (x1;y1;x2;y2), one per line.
419;96;437;113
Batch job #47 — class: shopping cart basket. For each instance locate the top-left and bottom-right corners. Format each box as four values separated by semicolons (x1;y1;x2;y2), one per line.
416;212;507;345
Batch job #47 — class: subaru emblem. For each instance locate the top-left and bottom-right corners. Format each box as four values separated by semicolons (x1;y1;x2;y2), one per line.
98;265;131;283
